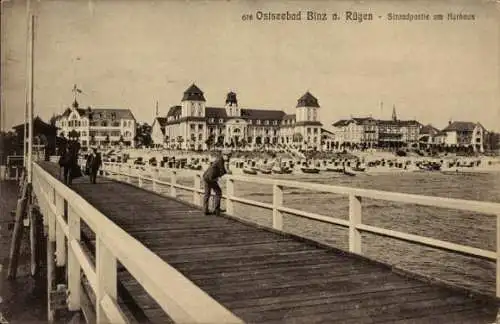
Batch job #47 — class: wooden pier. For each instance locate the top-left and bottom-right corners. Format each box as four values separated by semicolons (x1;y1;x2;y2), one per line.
29;161;499;323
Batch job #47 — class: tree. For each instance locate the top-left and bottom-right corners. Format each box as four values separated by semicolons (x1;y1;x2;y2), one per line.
134;122;153;147
49;114;58;126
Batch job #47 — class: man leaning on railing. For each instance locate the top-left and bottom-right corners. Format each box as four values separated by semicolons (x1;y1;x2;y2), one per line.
203;150;231;216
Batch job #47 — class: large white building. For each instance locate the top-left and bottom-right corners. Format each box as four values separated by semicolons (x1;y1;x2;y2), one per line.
441;121;485;152
152;84;324;150
54;100;136;149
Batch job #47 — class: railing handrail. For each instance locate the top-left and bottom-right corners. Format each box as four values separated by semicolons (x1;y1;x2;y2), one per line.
102;162;500;215
32;162;243;324
101;161;500;298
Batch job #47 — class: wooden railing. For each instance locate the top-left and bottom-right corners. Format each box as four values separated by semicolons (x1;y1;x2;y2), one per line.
31;162;244;324
102;162;500;298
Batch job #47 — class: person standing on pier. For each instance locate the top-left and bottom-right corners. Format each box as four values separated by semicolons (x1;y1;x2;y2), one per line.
203;150;231;216
86;147;102;184
60;140;81;185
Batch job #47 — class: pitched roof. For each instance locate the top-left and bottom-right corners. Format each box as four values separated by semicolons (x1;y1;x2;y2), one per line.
206;107;227;118
378;119;420;126
443;121;480;132
12;116;58;136
296;92;320;108
166;105;182;118
420;124;440;135
332;119;350;127
86;108;135;121
352;117;376;124
182;84;206;102
203;107;286;121
60;107;135;120
321;128;335;135
283;114;296;120
241;108;286;120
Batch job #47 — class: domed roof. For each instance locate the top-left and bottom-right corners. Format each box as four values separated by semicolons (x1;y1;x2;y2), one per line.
225;91;237;105
296;91;319;108
182;83;206;102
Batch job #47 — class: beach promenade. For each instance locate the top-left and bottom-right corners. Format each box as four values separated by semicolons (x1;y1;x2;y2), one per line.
24;160;500;323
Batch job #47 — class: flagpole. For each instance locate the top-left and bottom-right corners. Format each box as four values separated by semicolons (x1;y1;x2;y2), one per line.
23;0;31;168
27;14;35;183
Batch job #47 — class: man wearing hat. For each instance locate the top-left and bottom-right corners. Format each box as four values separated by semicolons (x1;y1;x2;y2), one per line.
203;150;231;216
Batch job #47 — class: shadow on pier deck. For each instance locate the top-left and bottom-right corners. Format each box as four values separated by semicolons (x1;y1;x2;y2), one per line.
39;162;498;324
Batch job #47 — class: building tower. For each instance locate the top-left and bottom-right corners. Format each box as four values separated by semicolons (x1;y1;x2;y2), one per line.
225;91;240;117
181;83;206;117
296;91;320;122
392;105;397;121
295;91;322;150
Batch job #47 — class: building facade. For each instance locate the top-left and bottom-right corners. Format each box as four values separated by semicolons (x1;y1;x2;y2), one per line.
157;84;324;150
54;100;136;149
331;108;421;149
418;124;441;147
442;121;485;152
332;117;378;149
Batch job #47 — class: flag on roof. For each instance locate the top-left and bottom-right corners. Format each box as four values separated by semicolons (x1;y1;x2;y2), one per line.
72;84;82;94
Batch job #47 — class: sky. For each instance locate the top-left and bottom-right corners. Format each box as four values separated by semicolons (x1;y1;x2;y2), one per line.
1;0;499;131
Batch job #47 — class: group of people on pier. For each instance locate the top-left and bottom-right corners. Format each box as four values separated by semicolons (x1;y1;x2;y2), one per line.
58;141;102;185
57;142;230;216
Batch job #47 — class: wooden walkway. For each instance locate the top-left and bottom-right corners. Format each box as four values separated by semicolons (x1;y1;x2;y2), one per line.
38;162;498;324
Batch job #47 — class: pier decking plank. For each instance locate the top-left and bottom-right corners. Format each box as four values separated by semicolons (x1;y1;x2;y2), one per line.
38;162;498;323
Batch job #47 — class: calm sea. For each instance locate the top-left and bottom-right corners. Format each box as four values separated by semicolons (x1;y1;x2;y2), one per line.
158;171;500;295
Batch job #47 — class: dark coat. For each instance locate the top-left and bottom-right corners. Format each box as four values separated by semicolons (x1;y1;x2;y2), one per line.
86;153;102;171
203;156;227;181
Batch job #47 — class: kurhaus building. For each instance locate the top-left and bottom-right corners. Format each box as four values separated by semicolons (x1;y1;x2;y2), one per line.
152;84;325;150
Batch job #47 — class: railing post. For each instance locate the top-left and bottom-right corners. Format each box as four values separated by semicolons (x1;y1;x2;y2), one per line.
138;173;143;188
67;207;81;311
55;193;66;267
272;184;283;230
170;170;177;198
193;173;201;206
96;238;117;324
152;168;158;192
226;177;234;215
496;214;500;298
349;194;362;254
127;165;131;183
49;189;56;242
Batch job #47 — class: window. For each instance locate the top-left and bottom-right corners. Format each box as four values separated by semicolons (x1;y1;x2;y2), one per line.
198;134;202;140
209;118;215;123
190;124;195;130
265;120;269;125
219;119;223;123
256;120;261;125
191;103;195;115
198;124;203;131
